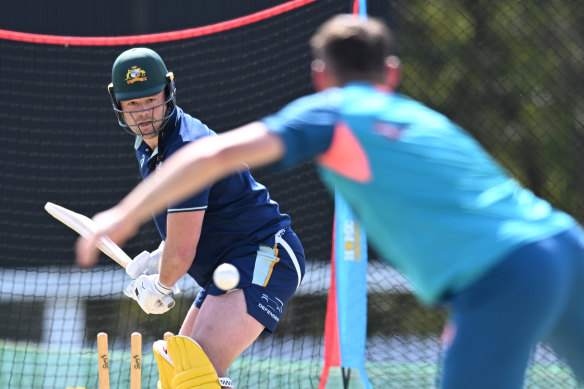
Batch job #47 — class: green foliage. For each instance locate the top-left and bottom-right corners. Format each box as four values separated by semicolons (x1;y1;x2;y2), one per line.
390;0;584;220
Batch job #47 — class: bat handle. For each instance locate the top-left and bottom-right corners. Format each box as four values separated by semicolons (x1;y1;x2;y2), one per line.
161;295;175;309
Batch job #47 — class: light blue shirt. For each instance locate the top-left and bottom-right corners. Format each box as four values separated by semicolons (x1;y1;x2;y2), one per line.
263;82;575;304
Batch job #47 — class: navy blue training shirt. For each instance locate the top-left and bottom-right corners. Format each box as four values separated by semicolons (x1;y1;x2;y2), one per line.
135;107;291;286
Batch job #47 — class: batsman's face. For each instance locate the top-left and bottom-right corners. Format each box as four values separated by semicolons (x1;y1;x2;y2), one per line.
119;90;167;139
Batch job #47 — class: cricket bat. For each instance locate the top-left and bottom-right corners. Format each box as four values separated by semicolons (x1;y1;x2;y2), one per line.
44;201;131;268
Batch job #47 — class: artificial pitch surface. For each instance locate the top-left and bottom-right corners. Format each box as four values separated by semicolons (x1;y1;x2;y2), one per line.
0;341;578;389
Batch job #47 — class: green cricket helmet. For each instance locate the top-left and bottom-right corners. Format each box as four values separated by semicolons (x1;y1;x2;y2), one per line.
107;47;176;138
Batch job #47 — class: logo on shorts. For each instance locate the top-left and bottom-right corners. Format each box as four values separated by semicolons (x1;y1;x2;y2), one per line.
258;293;283;322
126;66;148;84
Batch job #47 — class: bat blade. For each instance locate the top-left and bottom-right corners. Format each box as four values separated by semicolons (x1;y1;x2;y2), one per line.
44;202;131;268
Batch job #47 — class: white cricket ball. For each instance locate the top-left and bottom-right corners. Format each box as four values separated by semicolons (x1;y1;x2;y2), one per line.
213;263;240;291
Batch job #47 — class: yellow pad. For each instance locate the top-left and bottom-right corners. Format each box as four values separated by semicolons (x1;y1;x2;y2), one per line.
167;335;222;389
153;340;175;389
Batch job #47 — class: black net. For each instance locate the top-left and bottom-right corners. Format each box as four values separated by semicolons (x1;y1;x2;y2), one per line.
1;0;583;388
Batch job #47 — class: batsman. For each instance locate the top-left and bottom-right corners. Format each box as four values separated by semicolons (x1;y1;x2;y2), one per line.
77;47;306;389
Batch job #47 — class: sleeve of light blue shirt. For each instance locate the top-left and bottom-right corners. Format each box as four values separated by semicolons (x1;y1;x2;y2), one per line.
261;90;341;170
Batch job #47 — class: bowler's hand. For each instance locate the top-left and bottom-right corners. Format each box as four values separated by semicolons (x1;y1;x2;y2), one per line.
75;206;139;268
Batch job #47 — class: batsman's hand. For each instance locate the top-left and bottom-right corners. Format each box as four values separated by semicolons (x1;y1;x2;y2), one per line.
126;241;165;279
125;241;181;294
124;274;175;315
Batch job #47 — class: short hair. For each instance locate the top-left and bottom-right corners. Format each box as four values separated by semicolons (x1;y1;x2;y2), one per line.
310;14;397;85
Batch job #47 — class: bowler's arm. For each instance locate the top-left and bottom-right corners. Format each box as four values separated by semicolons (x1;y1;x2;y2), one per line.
77;122;284;257
124;121;284;225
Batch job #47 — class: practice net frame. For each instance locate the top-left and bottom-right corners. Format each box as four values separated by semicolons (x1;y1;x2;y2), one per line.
0;0;581;388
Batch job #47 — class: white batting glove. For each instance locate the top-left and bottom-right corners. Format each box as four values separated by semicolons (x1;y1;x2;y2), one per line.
125;242;180;295
124;274;175;315
126;241;165;279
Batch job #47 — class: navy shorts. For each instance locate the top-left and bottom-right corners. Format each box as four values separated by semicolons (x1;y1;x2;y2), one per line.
194;227;305;334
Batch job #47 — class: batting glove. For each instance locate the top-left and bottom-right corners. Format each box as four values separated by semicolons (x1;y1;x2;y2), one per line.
124;274;175;315
126;241;165;279
125;241;180;295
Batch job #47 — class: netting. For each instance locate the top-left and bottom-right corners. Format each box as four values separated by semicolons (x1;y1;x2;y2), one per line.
1;0;584;388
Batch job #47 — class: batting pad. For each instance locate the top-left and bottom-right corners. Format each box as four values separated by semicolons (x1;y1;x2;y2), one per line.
153;340;175;389
167;335;223;389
